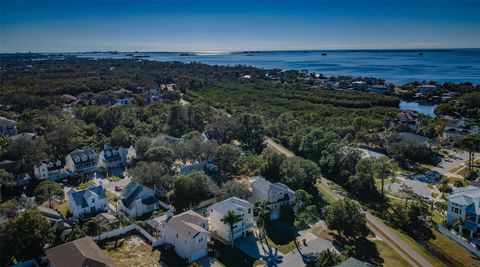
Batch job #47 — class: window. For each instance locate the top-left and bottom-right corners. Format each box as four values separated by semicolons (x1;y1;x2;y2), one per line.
176;233;178;238
248;208;251;214
198;237;204;243
92;198;95;203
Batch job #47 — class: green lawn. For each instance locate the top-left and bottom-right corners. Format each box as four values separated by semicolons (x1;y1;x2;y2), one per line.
372;239;410;267
75;180;95;190
106;191;119;205
431;211;445;225
52;201;70;217
427;230;480;267
212;239;259;267
264;221;297;254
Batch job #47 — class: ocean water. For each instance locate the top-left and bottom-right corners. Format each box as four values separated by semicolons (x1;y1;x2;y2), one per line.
74;49;480;84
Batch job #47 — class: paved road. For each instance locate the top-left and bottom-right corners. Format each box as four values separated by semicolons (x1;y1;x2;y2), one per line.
318;180;433;267
265;137;433;267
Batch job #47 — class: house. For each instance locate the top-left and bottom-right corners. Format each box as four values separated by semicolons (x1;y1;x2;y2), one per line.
118;182;158;218
61;94;78;103
37;206;71;236
335;257;373;267
34;160;70;181
10;132;37;142
397;132;430;146
446;186;480;238
113;88;133;98
37;206;63;223
68;185;108;218
0;116;17;136
65;149;97;174
208;197;254;243
45;236;116;267
417;85;438;93
442;120;476;139
15;173;31;186
97;145;130;171
351;81;368;90
95;213;119;229
391;110;420;131
145;89;162;103
333;80;348;89
250;177;296;220
147;210;209;263
115;97;135;106
151;133;182;144
370;85;391;94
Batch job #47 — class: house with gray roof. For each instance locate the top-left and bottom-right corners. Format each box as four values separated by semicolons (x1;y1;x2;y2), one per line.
250;176;295;220
447;186;480;238
118;182;158;218
97;145;135;172
147;210;209;263
67;185;108;218
0;116;17;136
65;149;98;174
46;236;116;267
335;257;373;267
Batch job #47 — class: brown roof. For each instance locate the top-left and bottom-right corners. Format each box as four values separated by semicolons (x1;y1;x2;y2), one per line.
46;236;116;267
167;210;207;238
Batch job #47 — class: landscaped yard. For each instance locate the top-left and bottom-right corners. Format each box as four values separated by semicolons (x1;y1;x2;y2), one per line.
102;235;162;267
264;220;297;254
427;230;480;267
52;201;69;217
212;239;264;267
75;180;95;190
372;239;410;267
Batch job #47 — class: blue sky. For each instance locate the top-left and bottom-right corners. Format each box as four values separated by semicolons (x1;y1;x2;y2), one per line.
1;0;479;52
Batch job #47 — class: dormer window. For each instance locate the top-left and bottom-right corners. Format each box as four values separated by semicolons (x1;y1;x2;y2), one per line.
92;198;95;203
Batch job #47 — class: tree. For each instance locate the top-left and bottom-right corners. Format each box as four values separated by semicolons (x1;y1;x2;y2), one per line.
134;136;152;160
295;205;320;230
254;200;271;237
235;113;266;153
306;249;344;267
0;169;16;201
0;135;11;153
453;217;466;236
215;180;252;201
145;145;176;166
319;145;362;185
0;209;54;264
398;184;416;206
34;180;64;208
280;156;320;194
325;199;369;241
110;126;130;147
221;210;243;248
129;162;172;189
438;178;452;198
4;138;49;170
453;135;480;171
373;156;396;199
169;172;211;211
213;144;242;175
260;148;286;182
205;116;241;144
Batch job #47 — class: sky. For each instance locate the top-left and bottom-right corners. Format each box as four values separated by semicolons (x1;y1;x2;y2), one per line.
1;0;479;52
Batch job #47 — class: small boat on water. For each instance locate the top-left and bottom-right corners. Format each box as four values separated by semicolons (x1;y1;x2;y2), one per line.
321;53;327;56
419;53;423;56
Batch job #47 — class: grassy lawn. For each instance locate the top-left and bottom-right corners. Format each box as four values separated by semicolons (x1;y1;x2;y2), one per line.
427;229;480;267
212;239;259;267
106;191;119;205
387;227;447;267
75;180;95;190
264;221;297;254
52;201;69;217
372;239;410;267
316;181;337;204
102;235;162;267
432;211;445;225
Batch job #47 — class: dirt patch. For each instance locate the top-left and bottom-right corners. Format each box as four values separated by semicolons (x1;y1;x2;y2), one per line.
103;235;161;267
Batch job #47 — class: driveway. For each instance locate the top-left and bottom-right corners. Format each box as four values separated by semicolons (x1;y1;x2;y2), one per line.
280;234;335;267
431;151;469;175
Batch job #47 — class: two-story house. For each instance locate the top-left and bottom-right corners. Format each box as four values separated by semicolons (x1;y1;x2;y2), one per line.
34;160;71;181
250;177;296;220
0;116;17;136
118;182;158;218
147;210;209;263
97;145;130;171
208;197;254;243
67;185;109;218
446;186;480;238
65;149;97;174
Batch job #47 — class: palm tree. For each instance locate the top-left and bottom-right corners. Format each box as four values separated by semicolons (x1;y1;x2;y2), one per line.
221;210;242;248
254;200;271;238
453;135;480;170
453;217;466;237
373;157;396;199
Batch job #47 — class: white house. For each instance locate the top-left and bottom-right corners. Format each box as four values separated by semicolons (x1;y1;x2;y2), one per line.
417;85;438;93
34;160;71;181
97;145;132;171
67;185;109;218
446;186;480;238
208;197;254;243
65;149;97;174
118;182;158;218
250;177;296;220
147;210;209;263
0;116;17;136
351;81;368;90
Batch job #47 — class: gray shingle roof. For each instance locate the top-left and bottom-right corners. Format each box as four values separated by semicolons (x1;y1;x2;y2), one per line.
69;185;107;208
121;182;155;209
69;149;97;165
